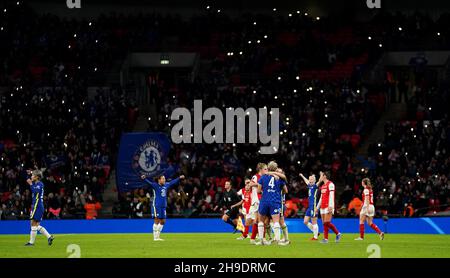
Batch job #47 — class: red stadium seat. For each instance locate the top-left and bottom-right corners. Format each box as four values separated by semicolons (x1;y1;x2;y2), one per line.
350;134;361;148
340;134;351;142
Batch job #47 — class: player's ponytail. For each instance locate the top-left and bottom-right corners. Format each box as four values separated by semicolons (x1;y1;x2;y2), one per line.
267;161;278;171
362;178;372;189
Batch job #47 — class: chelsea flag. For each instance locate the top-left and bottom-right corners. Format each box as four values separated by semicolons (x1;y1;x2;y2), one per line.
116;132;171;192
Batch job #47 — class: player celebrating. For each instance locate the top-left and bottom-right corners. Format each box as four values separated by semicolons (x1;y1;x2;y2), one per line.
248;163;268;244
256;161;288;246
277;168;290;244
260;166;289;243
236;178;253;240
141;174;185;241
25;170;54;246
315;171;342;243
214;181;244;234
299;173;320;240
355;178;385;240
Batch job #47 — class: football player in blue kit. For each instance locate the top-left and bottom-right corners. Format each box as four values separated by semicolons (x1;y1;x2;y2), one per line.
256;161;289;246
300;173;320;240
141;174;185;241
25;170;54;246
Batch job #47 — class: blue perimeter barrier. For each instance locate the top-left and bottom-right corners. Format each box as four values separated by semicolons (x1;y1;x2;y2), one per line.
0;217;449;235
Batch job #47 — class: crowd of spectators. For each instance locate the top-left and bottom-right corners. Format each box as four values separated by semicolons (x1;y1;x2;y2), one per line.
1;2;449;219
129;8;388;218
135;10;450;218
360;85;450;217
0;1;136;219
0;83;133;219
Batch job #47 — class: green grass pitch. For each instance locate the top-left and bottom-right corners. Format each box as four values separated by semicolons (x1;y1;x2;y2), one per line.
1;233;449;258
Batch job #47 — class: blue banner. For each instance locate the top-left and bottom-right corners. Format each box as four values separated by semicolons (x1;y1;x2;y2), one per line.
1;217;449;234
163;163;180;179
116;132;171;192
44;154;66;169
223;154;240;172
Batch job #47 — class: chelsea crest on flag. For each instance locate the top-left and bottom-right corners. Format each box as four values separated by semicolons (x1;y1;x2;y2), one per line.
116;132;171;192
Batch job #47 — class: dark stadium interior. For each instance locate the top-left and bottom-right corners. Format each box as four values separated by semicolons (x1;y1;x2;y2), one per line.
0;0;449;222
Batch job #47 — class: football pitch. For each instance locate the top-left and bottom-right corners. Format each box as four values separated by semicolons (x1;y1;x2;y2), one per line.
1;233;449;258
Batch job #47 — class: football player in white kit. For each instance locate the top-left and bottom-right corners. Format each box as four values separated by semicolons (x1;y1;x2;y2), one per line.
248;163;268;244
236;178;253;240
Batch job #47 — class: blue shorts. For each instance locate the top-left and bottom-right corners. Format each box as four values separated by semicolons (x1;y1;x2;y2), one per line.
151;206;167;219
305;206;317;218
30;204;44;222
258;202;281;216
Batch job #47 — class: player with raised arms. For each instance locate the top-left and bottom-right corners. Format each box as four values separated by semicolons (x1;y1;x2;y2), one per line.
25;170;55;246
355;178;385;240
299;173;320;240
315;171;342;243
141;174;185;241
256;161;288;246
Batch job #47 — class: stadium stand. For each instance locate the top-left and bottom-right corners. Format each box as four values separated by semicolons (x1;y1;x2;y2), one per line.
0;1;448;220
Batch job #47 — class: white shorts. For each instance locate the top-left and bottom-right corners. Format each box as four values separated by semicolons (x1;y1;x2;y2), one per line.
360;205;375;217
245;203;259;220
241;207;247;215
320;208;334;215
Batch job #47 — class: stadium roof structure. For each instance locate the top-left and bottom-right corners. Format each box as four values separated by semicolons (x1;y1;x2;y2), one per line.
125;53;198;68
25;0;450;17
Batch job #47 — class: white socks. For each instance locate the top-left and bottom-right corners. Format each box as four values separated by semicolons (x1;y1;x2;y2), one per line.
313;224;319;239
29;226;38;244
273;222;281;241
306;222;319;239
153;223;164;239
29;225;52;244
281;224;289;240
258;222;265;240
158;224;164;238
153;224;158;239
37;226;51;239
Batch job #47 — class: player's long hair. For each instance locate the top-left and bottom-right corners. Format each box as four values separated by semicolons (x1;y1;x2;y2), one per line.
362;178;372;189
267;161;278;171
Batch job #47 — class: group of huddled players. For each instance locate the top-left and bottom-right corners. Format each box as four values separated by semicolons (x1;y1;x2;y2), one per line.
217;161;385;245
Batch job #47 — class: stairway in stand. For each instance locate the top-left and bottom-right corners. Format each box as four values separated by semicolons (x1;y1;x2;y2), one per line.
358;102;407;157
334;102;408;199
